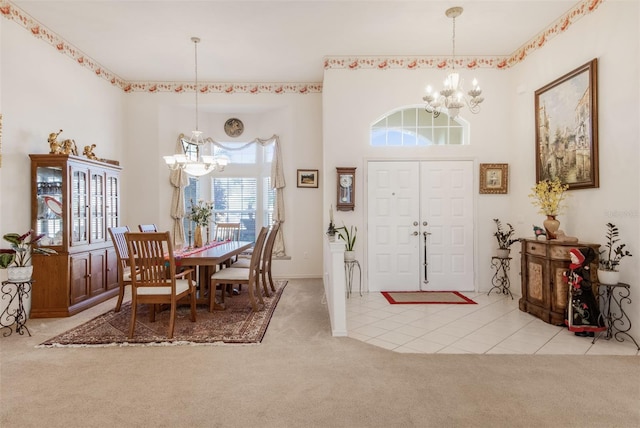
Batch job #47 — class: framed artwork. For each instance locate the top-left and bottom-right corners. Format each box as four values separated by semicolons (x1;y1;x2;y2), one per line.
479;163;508;194
535;58;599;190
297;169;318;188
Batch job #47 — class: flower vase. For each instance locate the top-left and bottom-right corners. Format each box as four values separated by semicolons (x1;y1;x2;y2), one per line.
7;266;33;282
194;225;204;248
543;215;560;240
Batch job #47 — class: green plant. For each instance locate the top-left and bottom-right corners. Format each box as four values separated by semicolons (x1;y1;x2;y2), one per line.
2;230;57;267
188;199;214;227
336;224;357;251
599;222;632;271
493;219;518;249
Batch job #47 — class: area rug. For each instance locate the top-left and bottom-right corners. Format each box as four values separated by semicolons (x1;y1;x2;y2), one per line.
381;291;477;305
39;280;287;347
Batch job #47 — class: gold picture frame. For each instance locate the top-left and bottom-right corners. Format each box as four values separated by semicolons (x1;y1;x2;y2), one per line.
297;169;319;188
479;163;508;194
535;58;598;190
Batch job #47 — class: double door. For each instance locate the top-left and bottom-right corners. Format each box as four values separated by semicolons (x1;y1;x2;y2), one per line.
367;160;474;292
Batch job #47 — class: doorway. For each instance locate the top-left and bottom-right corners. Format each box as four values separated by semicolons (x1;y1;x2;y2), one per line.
367;160;475;292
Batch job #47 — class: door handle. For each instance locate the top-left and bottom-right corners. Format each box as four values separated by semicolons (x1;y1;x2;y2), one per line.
412;231;419;236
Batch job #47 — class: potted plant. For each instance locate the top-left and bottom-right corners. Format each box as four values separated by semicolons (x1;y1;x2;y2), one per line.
326;205;337;241
2;230;57;281
597;222;633;285
336;223;357;261
528;178;569;239
187;199;213;247
493;219;518;258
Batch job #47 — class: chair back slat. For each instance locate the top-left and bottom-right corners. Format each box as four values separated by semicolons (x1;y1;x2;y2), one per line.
138;224;158;233
126;232;175;289
108;226;131;268
262;222;280;271
248;227;268;283
214;222;241;241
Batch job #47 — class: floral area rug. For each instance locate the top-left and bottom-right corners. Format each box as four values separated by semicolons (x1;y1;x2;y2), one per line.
39;280;287;347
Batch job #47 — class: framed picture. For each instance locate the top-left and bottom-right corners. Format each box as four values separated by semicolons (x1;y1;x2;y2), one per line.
297;169;318;188
479;163;508;194
535;58;598;190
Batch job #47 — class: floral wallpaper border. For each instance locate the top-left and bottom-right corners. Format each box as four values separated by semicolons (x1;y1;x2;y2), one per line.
1;0;604;93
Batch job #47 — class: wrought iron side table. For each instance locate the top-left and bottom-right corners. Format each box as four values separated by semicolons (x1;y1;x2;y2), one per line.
344;260;362;298
488;257;513;299
1;279;33;337
593;282;639;350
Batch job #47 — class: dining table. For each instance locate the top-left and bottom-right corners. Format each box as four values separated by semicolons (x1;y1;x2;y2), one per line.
175;240;254;309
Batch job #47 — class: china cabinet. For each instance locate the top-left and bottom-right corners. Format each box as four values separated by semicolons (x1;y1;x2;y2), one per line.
29;154;121;317
519;238;599;325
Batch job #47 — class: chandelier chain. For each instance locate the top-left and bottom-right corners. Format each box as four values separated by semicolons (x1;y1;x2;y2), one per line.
193;37;199;132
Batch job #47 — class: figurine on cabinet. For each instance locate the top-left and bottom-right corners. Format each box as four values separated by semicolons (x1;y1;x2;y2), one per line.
48;129;63;154
563;247;606;337
83;144;98;160
60;139;78;155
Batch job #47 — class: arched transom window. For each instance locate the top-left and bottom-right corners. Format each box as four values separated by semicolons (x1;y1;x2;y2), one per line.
371;107;468;146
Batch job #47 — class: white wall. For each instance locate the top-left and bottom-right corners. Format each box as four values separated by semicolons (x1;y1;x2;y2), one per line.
322;1;639;338
0;20;124;234
509;0;639;336
1;18;324;280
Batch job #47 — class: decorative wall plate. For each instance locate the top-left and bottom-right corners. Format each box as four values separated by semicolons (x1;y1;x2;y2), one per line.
44;195;63;216
224;118;244;137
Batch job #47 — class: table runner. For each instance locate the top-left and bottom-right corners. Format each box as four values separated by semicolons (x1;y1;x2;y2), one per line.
170;239;231;260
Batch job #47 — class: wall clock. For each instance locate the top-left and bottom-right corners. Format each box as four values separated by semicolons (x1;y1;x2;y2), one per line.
224;118;244;137
336;167;356;211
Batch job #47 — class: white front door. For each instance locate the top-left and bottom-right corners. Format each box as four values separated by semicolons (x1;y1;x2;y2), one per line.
367;160;474;292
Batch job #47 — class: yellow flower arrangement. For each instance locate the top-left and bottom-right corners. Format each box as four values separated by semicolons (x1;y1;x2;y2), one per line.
528;178;569;216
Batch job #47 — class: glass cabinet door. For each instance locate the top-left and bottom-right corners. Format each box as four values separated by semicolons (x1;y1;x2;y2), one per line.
35;166;64;246
106;174;120;230
71;166;89;245
90;172;105;242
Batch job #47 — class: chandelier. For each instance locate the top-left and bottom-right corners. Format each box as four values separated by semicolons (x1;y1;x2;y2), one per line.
423;7;484;119
163;37;229;177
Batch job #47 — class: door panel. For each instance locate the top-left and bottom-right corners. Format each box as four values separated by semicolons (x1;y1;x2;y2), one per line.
368;160;474;292
367;162;421;291
420;161;474;291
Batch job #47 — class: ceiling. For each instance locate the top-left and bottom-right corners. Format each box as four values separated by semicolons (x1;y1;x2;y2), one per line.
12;0;585;84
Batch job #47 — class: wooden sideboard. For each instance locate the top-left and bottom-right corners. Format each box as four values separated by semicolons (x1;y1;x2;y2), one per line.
519;238;600;325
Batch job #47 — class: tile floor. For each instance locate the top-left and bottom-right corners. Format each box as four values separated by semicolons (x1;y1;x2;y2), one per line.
346;290;640;355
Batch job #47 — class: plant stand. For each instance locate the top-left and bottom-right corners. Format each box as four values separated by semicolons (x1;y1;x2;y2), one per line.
488;256;512;299
0;279;33;337
593;282;640;350
344;260;362;298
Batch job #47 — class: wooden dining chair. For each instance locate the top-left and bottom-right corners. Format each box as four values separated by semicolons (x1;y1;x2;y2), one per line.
108;226;132;312
233;222;280;296
210;227;268;312
125;231;196;339
138;224;158;233
214;222;241;242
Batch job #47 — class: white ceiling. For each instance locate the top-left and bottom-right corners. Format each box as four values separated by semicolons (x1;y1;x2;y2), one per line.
13;0;584;83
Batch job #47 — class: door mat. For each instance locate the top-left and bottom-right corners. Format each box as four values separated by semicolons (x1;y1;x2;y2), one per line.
381;291;477;305
39;281;287;347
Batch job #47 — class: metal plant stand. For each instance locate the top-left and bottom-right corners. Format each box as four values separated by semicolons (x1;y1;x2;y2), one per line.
593;282;639;350
488;257;513;299
344;260;362;298
1;280;33;337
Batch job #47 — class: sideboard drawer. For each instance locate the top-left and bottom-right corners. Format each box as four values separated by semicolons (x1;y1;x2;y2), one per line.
550;245;573;260
526;242;546;257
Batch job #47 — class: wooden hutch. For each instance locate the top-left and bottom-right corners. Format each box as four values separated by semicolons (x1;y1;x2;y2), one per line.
29;154;122;317
519;238;600;325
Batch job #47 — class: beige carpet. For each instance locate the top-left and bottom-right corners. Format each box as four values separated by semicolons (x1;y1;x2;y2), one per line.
382;291;477;304
38;281;287;346
1;278;638;428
